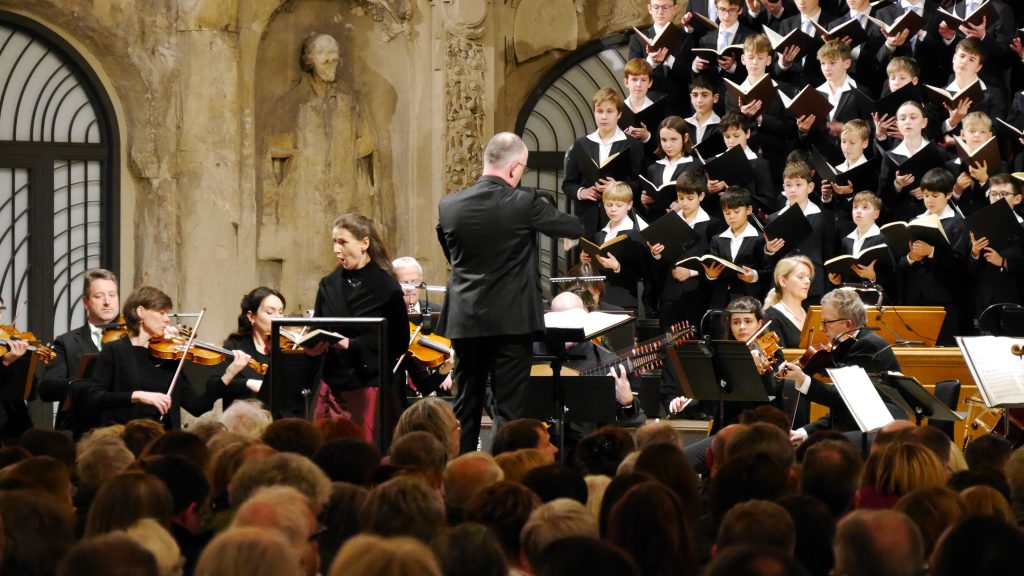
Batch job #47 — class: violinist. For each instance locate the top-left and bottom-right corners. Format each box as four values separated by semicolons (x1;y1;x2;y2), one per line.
40;268;120;434
307;213;408;442
0;297;32;437
85;286;248;428
207;287;285;406
392;256;453;398
778;288;905;446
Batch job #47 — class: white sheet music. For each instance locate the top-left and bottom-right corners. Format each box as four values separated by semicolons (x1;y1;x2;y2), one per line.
544;309;633;339
827;366;895;432
957;336;1024;407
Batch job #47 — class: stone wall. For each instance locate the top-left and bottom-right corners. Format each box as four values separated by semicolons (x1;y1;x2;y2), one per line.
0;0;663;340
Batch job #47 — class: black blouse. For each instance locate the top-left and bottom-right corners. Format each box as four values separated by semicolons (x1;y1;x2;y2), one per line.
86;336;221;428
206;334;268;406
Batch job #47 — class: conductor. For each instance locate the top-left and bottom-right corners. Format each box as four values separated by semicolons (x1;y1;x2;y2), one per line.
437;132;584;453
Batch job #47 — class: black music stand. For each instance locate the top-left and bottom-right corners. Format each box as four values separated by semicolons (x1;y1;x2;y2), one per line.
666;340;769;429
271;317;391;451
883;372;964;425
522;376;617;423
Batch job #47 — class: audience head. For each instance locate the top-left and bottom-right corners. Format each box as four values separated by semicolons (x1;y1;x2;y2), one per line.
607;481;695;576
430;522;508;576
710;452;790;522
58;533;158;576
930;515;1024;576
959;485;1014;524
313;438;381;485
716;500;796;556
262;418;323;458
597;472;652;537
143;455;210;530
0;446;30;470
0;456;72;503
492;419;557;459
0;491;74;576
738;405;790;433
574;426;634;476
18;428;74;469
634;420;682;451
893;486;964;557
122;419;165;458
121;518;182;576
964;434;1012;472
329;534;441;576
388;430;448;486
229;452;332;512
709;423;747;476
522;463;588;504
862;442;946;503
538;536;639;576
221;399;274;438
704;546;810;576
360;475;445;543
196;527;303;576
76;437;135;491
443;451;504;509
231;485;320;576
313;416;364;443
833;510;923;576
319;482;369;571
393;397;461;461
633;442;700;522
84;472;173;537
520;498;598;573
465;481;540;566
494;448;551;483
141;429;209;470
727;421;795;470
800;439;863;518
776;494;836;576
947;468;1011;502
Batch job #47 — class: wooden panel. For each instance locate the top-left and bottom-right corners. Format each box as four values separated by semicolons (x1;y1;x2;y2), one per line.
783;347;981;447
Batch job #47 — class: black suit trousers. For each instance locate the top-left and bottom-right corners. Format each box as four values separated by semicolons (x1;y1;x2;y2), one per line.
452;335;534;454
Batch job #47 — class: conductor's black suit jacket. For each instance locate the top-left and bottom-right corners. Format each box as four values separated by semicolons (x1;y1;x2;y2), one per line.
436;176;584;339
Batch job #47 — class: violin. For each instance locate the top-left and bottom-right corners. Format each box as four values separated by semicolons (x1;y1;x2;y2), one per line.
148;336;268;375
0;325;57;364
97;315;128;343
750;331;782;375
405;321;453;370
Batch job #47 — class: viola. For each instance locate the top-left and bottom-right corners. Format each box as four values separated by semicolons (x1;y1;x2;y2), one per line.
0;325;56;364
406;321;453;370
148;336;268;375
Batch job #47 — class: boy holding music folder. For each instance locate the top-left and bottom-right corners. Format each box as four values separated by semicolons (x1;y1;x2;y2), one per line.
647;171;725;331
562;87;645;239
765;160;836;305
967;173;1024;325
821;0;887;98
889;168;969;344
700;110;776;215
825;191;897;299
702;187;769;308
619;58;668;161
926;38;989;136
771;0;836;89
803;40;874;166
691;0;754;85
629;0;692;115
948;111;1004;216
578;182;649;313
817;119;881;236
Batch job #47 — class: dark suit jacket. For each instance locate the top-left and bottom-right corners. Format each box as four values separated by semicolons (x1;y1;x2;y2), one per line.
803;329;904;433
968;220;1024;314
951;0;1015;119
875;1;954;87
642;159;703;221
628;25;694;115
561;135;645;238
766;205;837;299
807;86;874;165
772;10;837;88
437;176;584;339
708;232;771;307
898;213;969;305
40;324;101;434
826;12;889;98
837;233;898;299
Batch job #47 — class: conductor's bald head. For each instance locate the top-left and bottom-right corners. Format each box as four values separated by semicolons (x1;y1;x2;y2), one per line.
482;132;529;187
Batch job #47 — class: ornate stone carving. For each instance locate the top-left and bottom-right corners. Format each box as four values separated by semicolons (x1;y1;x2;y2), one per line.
352;0;413;41
444;30;485;192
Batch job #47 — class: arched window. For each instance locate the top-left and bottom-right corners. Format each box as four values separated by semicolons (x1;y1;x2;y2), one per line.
0;11;119;341
515;33;631;280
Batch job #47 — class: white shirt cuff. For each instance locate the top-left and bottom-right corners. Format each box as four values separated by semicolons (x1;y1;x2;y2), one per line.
246;379;263;392
795;374;812;394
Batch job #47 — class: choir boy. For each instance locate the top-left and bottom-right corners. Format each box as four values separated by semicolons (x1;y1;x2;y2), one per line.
684;75;722;145
706;187;769;307
875;0;954;88
766;160;837;304
826;191;897;299
588;182;649;312
621;58;666;160
947;111;1003;216
821;119;872;236
969;173;1024;329
773;0;836;88
562;88;645;238
629;0;693;116
805;39;873;165
711;110;777;215
692;0;755;86
898;167;969;344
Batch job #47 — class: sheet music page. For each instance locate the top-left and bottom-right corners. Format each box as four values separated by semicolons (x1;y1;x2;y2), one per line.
827;366;895;432
956;336;1024;407
544;309;632;338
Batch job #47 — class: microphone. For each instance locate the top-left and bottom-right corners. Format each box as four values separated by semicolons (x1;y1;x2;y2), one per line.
838;282;885;309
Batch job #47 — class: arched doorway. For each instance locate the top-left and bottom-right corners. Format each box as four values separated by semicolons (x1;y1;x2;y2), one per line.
0;11;119;342
515;33;632;280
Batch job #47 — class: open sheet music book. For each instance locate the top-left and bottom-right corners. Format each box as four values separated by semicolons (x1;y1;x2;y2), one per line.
957;336;1024;408
826;366;896;432
280;326;345;347
543;309;634;341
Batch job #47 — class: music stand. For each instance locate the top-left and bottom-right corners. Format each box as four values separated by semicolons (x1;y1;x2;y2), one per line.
800;305;946;348
522;376;617;423
884;372;964;425
271;317;392;451
665;340;769;430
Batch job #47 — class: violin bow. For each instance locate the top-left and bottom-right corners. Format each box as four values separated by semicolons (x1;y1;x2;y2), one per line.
161;307;206;421
393;324;423;374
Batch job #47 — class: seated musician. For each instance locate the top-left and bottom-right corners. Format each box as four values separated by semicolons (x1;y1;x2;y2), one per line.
392;256;453;399
39;268;120;435
0;297;32;438
207;286;285;407
778;288;906;445
85;286;251;428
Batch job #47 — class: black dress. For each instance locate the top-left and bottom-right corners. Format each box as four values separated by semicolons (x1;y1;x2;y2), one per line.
205;334;268;408
763;304;804;349
86;336;222;428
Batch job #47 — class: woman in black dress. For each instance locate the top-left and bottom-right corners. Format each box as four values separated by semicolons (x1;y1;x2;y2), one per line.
86;286;249;428
309;213;408;442
208;286;286;406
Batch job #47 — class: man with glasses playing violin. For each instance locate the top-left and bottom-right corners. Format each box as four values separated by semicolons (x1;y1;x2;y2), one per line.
778;288;905;446
39;268;120;436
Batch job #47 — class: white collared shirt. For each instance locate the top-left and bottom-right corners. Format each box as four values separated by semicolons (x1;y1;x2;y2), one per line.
658;156;694;186
626;95;655;114
89;323;103;350
918;205;956;221
890;138;929;158
601;216;635;239
741;146;758;160
846;223;881;257
778;200;823;217
683;207;712;227
836;154;868;172
586;128;628;165
817;76;857;121
685;112;721;143
719;222;760;260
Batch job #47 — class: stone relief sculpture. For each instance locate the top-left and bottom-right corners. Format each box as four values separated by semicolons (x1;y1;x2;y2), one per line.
445;34;485;192
259;32;383;306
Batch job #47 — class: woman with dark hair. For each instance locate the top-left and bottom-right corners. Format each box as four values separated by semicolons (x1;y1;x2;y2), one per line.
85;286;244;428
606;481;696;576
208;286;286;406
307;213;408;442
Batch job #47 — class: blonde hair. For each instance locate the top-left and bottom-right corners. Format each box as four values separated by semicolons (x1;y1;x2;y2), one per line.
196;528;302;576
329;534;441;576
494;448;551;483
393;397;460;461
520;499;599;570
743;34;771;56
959;486;1014;524
585;474;611;518
842;119;871;142
817;38;851;61
121;519;183;576
592;87;624;113
886;56;919;78
763;255;814;308
863;443;947;498
961;111;992;132
603;182;633;203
